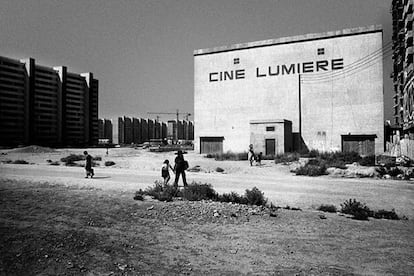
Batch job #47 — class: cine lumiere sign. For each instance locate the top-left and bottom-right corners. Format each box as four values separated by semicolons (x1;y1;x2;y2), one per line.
208;58;344;82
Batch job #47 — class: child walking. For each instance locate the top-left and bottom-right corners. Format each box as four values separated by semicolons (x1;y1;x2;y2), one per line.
161;159;174;185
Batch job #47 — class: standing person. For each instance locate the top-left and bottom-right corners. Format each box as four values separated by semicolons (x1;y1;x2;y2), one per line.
83;151;94;178
248;144;255;166
173;150;188;187
161;159;174;185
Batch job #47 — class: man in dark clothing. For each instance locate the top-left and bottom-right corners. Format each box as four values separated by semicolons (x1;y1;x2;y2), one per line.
83;151;94;178
173;150;188;187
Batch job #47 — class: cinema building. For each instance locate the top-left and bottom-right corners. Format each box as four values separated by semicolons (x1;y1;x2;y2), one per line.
194;25;384;156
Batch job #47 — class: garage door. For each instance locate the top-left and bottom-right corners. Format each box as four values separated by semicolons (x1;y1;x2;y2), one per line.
200;137;224;154
341;134;376;156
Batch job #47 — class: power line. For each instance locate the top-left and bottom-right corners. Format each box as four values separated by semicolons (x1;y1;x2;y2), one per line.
301;47;393;83
301;42;393;82
302;41;392;79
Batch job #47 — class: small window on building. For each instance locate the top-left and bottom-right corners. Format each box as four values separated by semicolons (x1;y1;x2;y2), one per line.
317;48;325;55
266;126;275;131
234;58;240;64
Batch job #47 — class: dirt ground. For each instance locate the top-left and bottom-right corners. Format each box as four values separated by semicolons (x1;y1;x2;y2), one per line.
1;146;414;275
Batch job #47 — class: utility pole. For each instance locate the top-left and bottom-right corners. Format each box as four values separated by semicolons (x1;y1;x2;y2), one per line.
298;74;302;152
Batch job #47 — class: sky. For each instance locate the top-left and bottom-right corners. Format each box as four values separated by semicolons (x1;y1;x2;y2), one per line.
1;0;392;122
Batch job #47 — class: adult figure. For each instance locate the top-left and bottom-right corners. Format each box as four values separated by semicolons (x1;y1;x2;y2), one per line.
83;151;94;178
173;150;188;187
248;144;255;166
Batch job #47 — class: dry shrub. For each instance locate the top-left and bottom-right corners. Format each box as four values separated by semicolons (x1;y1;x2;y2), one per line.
317;204;337;213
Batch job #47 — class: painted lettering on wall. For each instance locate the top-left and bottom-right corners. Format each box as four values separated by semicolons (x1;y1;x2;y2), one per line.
208;58;344;82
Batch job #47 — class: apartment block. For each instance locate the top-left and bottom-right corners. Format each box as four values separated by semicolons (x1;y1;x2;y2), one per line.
0;56;98;147
392;0;414;134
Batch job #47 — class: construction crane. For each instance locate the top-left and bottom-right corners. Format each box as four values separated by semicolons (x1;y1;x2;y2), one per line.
147;109;191;121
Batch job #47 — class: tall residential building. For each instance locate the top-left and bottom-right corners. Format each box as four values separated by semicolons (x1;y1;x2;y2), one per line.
0;56;98;147
116;116;193;144
98;118;113;144
0;56;29;146
392;0;414;135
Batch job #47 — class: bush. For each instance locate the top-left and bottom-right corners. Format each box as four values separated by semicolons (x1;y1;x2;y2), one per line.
61;154;84;165
317;204;337;213
93;156;102;161
295;163;327;176
49;161;60;166
340;199;371;220
215;167;224;173
245;187;267;206
181;182;218;201
133;189;145;201
206;151;248;161
144;181;176;202
388;167;403;177
359;155;375;166
218;191;248;205
105;161;116;166
274;153;299;164
372;209;399;220
12;160;29;164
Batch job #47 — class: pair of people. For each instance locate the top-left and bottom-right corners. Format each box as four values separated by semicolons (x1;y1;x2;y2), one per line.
248;144;263;166
161;150;188;187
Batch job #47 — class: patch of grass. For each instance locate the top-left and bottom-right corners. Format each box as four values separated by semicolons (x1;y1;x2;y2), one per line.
105;161;116;166
12;160;29;164
317;204;337;213
140;182;268;207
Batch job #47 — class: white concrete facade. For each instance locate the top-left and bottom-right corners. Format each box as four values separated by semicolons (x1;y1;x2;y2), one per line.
194;25;384;154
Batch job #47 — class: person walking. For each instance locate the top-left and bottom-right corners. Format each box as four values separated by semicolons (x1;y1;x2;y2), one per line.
83;151;94;178
173;150;188;187
161;159;174;185
248;144;255;166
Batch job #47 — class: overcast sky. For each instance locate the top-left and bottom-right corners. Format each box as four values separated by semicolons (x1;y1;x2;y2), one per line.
1;0;392;121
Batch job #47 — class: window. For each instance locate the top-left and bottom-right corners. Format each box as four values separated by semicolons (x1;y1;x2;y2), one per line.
233;58;240;64
317;48;325;55
266;126;275;131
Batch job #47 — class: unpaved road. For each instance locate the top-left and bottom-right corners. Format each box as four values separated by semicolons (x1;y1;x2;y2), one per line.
1;163;413;217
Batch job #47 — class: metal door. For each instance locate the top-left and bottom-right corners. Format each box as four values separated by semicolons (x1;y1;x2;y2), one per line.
265;139;276;156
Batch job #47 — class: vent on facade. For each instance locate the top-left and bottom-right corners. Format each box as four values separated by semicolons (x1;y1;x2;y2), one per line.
233;58;240;64
317;48;325;55
266;126;275;131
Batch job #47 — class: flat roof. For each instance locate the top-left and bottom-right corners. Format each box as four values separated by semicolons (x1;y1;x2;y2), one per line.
194;25;382;56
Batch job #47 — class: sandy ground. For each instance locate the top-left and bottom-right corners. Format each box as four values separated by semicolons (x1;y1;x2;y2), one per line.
1;147;414;275
0;147;413;217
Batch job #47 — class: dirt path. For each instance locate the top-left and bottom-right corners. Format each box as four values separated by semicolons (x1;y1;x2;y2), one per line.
1;179;413;275
1;163;413;218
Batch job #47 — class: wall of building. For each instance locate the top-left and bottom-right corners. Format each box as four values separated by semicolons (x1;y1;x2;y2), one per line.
392;0;414;132
0;56;29;146
194;26;384;154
